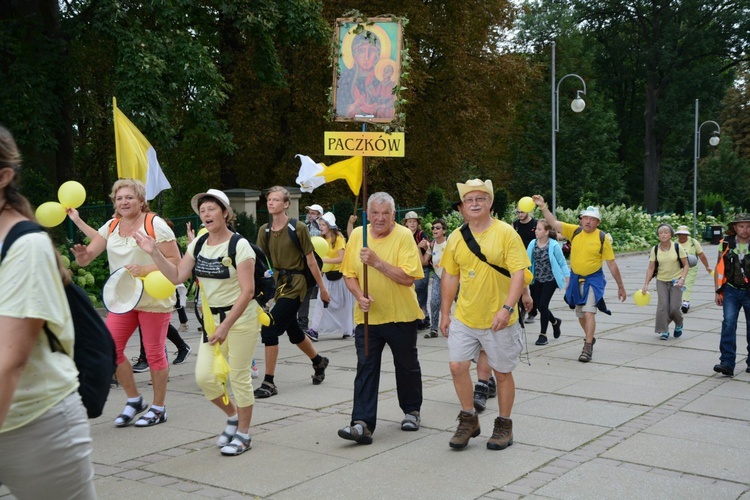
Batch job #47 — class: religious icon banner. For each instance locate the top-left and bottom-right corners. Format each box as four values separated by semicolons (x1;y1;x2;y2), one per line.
332;17;403;123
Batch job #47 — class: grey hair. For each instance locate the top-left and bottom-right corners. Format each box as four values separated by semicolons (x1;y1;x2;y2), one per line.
367;192;395;214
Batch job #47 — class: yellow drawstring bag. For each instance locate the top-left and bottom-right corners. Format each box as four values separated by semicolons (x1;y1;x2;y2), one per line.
200;282;230;405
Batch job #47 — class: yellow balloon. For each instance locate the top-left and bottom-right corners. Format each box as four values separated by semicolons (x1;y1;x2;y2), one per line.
143;271;176;300
196;227;208;238
321;263;333;273
311;236;329;259
257;305;271;327
36;201;67;227
633;290;651;307
58;181;86;208
517;196;536;213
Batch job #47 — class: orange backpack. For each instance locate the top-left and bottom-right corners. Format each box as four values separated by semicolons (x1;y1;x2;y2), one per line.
107;212;157;239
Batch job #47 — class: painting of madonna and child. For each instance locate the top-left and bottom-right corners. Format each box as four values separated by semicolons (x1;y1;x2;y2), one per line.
332;17;403;123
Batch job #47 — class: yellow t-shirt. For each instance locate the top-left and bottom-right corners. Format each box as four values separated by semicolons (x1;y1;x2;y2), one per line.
325;235;346;272
187;236;256;311
650;243;687;282
0;232;78;433
97;215;177;312
441;220;531;329
561;222;615;276
341;224;424;325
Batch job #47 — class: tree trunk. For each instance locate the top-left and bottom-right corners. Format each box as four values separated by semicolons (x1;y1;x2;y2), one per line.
643;75;661;213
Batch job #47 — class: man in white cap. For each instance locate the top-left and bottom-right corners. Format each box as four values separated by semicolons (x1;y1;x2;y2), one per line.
299;203;324;333
674;225;712;313
441;179;530;451
533;196;626;363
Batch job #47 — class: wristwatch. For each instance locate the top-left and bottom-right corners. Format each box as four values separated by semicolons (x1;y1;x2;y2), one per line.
502;304;514;314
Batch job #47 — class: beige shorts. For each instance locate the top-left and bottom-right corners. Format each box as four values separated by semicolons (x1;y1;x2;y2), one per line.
447;318;522;373
574;281;598;318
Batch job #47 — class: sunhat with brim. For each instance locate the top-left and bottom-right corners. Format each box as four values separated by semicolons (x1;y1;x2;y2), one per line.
675;225;691;235
403;211;421;221
191;189;234;219
457;179;494;202
579;206;601;220
102;267;144;314
728;213;750;230
305;204;324;215
320;211;338;229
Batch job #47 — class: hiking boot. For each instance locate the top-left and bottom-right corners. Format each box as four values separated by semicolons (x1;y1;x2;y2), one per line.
488;376;497;398
552;319;562;339
449;411;480;449
578;338;596;363
473;382;489;412
173;344;191;365
132;357;149;373
338;420;373;444
487;416;513;450
535;334;548;346
312;356;329;385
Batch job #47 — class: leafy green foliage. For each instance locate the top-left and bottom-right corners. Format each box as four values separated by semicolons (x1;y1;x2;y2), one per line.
424;186;446;217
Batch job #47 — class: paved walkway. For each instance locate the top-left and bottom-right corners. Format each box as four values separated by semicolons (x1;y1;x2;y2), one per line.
4;246;750;499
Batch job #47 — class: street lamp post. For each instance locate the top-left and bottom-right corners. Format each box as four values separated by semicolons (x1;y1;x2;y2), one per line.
693;98;721;237
551;41;587;213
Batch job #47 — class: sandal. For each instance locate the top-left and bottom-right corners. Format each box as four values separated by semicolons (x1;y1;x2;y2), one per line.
217;417;239;447
134;406;167;427
312;356;329;385
253;381;278;399
114;398;148;427
220;434;252;456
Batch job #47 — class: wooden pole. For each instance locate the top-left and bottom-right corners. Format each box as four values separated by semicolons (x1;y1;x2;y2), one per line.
361;123;369;356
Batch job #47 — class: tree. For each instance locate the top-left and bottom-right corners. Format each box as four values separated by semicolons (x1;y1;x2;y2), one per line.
573;0;749;212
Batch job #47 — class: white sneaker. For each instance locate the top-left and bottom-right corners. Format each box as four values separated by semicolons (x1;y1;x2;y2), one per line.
178;323;189;333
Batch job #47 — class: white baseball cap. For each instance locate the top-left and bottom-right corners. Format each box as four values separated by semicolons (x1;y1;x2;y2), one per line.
579;205;601;220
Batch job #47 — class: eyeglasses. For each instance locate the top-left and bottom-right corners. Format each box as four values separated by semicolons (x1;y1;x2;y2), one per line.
516;211;525;214
463;196;490;205
432;226;444;231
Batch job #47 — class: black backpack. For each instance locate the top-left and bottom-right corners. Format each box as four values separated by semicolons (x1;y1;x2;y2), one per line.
193;232;276;307
265;218;323;289
1;221;116;419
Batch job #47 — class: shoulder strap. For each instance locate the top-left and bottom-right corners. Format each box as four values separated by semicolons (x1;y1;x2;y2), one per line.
107;217;121;237
193;232;209;259
107;214;156;238
193;232;244;269
286;218;304;256
228;233;242;269
144;213;157;238
459;223;510;278
1;221;46;262
570;227;605;254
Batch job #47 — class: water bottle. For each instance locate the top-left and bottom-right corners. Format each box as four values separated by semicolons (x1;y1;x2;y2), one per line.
264;268;274;278
672;279;687;292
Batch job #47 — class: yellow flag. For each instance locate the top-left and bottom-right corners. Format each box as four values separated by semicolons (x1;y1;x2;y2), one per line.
113;97;171;200
321;156;363;196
